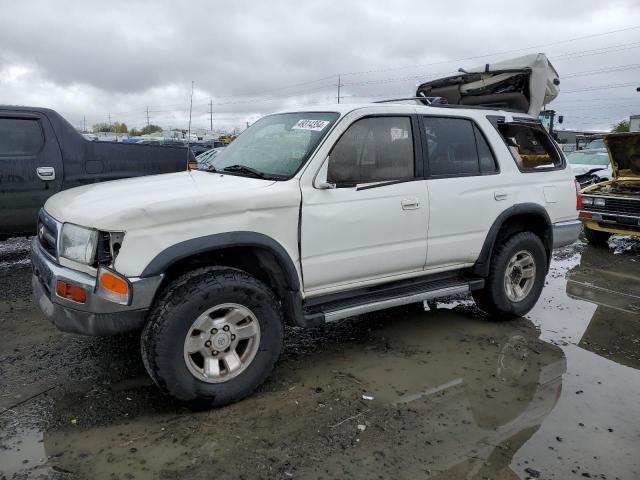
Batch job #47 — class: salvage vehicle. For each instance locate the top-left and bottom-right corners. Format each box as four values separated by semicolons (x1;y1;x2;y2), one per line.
566;149;612;186
415;53;559;116
0;106;194;240
31;100;580;407
579;132;640;245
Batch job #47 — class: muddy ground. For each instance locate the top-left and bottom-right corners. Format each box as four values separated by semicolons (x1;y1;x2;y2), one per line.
1;236;639;480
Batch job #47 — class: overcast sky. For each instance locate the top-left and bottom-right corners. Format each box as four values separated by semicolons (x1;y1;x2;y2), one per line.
1;0;639;133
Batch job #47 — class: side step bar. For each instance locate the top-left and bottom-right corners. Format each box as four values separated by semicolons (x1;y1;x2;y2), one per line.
303;278;484;325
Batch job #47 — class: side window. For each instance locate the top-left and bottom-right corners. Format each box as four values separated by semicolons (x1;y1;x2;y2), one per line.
0;118;44;156
327;117;414;187
474;125;498;174
423;117;498;177
495;122;562;171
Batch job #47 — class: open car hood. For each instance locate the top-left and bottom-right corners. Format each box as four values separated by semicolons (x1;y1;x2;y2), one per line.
604;132;640;179
416;53;559;116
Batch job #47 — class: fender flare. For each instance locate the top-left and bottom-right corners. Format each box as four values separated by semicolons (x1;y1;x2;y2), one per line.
140;231;301;291
473;203;553;277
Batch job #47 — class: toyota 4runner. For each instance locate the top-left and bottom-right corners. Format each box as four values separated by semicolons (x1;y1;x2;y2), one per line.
31;101;581;407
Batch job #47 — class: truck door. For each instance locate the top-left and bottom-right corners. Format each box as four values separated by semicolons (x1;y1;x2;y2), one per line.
0;113;63;237
301;115;429;293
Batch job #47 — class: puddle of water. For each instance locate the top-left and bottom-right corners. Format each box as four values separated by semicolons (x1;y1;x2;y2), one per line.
1;240;639;479
0;426;49;477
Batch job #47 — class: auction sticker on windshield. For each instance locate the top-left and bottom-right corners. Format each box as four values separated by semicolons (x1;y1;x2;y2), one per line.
292;119;330;131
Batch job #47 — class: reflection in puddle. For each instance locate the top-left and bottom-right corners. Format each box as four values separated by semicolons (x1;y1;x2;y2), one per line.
15;311;564;480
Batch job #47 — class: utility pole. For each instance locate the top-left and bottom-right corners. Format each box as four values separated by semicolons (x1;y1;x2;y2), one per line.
108;113;112;132
146;107;150;127
83;116;86;132
209;98;213;132
336;74;343;104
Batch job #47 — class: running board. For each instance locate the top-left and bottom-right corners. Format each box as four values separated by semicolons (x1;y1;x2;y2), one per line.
302;277;484;325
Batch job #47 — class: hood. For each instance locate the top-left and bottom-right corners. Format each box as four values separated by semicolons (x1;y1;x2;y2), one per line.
416;53;559;116
604;132;640;179
45;170;277;230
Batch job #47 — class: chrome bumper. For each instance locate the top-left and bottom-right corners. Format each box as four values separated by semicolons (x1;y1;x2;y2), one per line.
552;219;581;249
31;238;163;335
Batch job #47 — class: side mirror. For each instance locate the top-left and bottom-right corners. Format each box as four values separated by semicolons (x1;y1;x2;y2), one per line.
315;156;336;189
558;115;564;124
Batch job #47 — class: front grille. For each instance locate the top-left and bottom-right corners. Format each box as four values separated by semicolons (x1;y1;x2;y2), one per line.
37;210;59;258
586;196;640;216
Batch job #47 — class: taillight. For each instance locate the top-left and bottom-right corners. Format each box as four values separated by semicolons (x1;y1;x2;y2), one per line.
575;180;582;211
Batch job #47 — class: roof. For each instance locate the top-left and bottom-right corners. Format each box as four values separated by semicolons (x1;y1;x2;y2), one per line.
274;102;534;119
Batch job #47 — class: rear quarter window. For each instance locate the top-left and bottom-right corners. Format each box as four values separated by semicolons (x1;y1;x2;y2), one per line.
494;121;563;172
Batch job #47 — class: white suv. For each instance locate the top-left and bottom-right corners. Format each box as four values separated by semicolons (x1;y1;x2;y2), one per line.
31;101;581;407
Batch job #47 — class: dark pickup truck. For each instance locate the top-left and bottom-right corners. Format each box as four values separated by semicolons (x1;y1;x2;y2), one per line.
0;106;193;239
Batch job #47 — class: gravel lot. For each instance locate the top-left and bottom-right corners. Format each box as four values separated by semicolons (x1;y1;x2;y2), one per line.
1;236;639;480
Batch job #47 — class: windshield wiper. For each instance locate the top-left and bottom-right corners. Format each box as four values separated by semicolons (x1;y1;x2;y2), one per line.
222;164;265;178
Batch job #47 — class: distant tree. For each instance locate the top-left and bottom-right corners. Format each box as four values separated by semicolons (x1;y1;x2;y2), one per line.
113;122;128;133
141;124;163;135
92;122;112;133
92;121;128;133
611;119;630;133
129;128;142;136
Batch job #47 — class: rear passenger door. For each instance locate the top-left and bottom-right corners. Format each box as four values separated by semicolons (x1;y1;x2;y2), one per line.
301;115;428;293
0;113;63;237
421;116;512;269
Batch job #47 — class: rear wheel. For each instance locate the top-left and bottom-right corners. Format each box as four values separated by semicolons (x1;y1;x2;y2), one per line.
584;226;612;247
473;232;547;320
141;267;283;408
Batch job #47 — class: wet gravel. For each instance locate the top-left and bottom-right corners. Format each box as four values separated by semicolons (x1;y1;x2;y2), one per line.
1;236;639;479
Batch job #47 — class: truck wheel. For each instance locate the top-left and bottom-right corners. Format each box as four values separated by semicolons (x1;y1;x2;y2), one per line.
584;226;611;247
472;232;547;321
141;267;283;408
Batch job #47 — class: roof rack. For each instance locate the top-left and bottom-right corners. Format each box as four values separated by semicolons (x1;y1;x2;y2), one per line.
373;96;448;106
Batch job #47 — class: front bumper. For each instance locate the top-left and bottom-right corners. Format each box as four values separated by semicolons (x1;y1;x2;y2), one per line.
31;238;163;335
552;219;582;248
579;210;640;237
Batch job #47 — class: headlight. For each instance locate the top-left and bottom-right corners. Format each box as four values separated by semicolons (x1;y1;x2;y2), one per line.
59;223;98;264
594;198;606;207
582;197;593;206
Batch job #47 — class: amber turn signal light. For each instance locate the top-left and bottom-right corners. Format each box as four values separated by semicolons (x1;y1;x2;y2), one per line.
55;279;87;303
96;267;131;305
100;272;129;295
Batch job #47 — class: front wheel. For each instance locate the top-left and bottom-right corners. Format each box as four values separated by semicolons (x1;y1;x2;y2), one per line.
141;267;283;408
473;232;547;321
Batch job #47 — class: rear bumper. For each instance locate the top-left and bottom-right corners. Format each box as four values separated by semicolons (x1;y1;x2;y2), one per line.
31;238;163;335
552;219;582;248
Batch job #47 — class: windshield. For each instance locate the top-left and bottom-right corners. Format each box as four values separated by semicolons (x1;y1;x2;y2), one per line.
586;139;605;149
209;112;339;178
566;150;610;166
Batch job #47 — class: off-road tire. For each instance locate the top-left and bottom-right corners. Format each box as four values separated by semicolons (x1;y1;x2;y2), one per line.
472;232;547;321
141;267;283;408
584;226;612;247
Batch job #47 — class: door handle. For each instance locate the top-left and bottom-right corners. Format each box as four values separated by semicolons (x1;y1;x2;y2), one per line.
37;167;56;181
401;198;421;210
494;191;508;201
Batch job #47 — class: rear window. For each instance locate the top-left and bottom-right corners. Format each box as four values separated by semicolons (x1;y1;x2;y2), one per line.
495;122;562;171
0;117;44;156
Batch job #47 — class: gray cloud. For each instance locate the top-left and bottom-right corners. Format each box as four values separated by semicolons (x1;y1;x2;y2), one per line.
1;0;639;132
